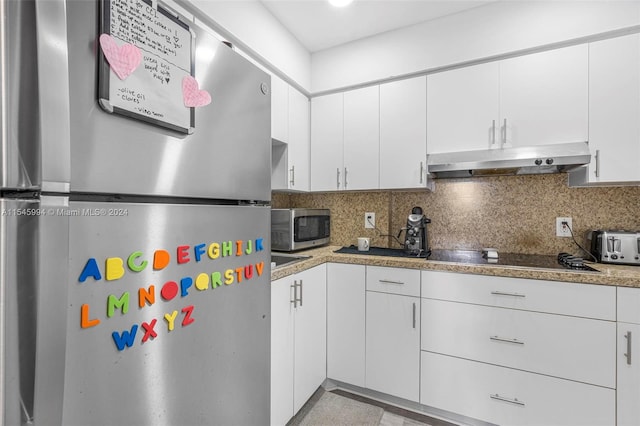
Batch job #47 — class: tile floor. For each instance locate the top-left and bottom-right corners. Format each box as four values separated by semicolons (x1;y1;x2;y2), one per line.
290;388;456;426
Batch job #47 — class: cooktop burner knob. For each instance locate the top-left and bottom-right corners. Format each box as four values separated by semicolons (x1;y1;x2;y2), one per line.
546;158;554;165
534;159;543;165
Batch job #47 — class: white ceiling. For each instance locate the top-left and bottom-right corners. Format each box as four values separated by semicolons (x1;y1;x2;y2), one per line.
259;0;495;53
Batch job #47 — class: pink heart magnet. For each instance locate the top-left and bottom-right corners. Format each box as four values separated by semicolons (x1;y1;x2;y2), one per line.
182;76;211;108
99;34;142;80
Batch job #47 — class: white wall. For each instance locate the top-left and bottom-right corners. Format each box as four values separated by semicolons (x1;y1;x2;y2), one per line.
189;0;311;91
311;1;640;93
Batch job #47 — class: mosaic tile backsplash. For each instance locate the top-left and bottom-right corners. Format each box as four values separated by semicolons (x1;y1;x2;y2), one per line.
272;174;640;255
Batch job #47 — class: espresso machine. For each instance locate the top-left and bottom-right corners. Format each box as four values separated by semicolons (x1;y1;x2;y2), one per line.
404;206;431;257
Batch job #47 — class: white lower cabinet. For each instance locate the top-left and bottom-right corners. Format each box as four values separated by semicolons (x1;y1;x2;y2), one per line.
617;287;640;426
421;298;616;388
421;352;615;426
365;266;420;402
326;263;366;387
420;270;616;425
270;264;327;426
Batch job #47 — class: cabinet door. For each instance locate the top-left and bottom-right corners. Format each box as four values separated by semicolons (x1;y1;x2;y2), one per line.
427;62;499;154
589;34;640;183
618;323;640;426
271;75;289;143
327;263;365;387
499;45;588;147
288;88;310;191
311;93;344;191
293;264;327;412
380;77;427;189
270;277;295;426
365;291;420;402
343;85;379;190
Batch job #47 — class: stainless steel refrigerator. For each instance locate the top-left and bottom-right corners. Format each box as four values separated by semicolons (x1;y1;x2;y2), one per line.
1;0;271;425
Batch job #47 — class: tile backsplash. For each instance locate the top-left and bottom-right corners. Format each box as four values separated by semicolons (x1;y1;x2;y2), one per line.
273;174;640;255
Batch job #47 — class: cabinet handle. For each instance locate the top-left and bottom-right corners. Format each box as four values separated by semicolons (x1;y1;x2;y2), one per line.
491;291;526;298
490;335;525;345
290;281;298;308
420;161;424;184
595;149;600;178
501;118;507;147
298;279;303;307
336;168;340;189
344;167;348;189
378;279;404;285
625;331;632;365
289;165;295;186
491;119;496;146
490;393;525;406
412;302;416;329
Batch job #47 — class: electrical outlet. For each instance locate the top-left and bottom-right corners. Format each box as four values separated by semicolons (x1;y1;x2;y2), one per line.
365;212;375;229
556;217;572;237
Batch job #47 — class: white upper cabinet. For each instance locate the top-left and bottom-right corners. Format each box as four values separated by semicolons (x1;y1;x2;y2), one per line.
287;88;310;191
343;86;380;190
500;44;588;147
427;62;499;154
271;75;289;143
587;34;640;184
427;45;588;153
310;93;344;191
271;77;311;192
380;77;428;189
311;88;379;191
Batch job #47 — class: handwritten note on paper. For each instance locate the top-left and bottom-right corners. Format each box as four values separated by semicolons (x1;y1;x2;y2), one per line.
99;0;194;133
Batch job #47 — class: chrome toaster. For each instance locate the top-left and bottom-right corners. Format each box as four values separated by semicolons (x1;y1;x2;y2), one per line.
587;230;640;265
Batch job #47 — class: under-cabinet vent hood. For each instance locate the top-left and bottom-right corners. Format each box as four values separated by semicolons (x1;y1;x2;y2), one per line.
427;142;592;179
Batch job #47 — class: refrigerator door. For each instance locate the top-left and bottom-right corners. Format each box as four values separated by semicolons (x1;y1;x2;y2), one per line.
0;198;39;426
59;1;271;201
32;200;270;425
1;0;42;190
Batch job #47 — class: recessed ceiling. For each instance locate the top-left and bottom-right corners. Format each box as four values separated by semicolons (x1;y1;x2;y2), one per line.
259;0;495;53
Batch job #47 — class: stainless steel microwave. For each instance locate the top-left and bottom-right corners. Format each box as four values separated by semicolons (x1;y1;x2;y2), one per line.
271;208;331;252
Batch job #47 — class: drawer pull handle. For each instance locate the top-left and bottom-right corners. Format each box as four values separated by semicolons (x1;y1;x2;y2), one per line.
491;291;525;298
490;393;525;406
379;279;405;285
490;335;524;345
624;331;632;365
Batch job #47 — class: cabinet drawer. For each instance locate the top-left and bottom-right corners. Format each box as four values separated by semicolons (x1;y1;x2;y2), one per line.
618;286;640;324
421;270;615;320
421;299;615;388
367;266;420;297
420;352;615;426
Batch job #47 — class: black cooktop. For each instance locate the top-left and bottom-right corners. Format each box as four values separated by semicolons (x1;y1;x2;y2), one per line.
334;246;599;272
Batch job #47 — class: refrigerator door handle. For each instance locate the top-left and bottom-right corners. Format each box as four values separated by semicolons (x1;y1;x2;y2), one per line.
35;0;71;191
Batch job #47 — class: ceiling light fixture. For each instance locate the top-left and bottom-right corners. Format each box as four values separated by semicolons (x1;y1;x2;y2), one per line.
328;0;353;7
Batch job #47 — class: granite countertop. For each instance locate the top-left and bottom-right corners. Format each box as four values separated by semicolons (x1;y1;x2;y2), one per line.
271;245;640;288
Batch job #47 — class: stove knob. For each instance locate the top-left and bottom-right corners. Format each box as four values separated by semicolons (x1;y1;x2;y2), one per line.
611;254;618;260
534;159;543;166
546;158;554;165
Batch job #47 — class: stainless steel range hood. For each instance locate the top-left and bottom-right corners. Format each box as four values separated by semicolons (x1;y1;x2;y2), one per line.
427;142;592;178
